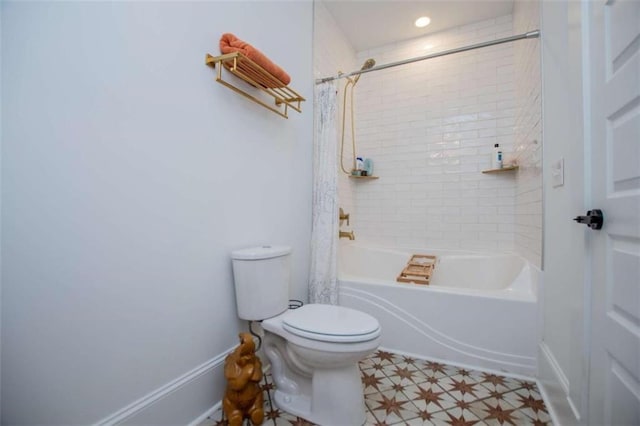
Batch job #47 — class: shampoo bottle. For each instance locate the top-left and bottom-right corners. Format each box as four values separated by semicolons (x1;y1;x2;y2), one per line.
492;144;503;169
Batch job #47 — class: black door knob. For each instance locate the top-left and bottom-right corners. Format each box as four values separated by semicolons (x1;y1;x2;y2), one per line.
573;209;604;230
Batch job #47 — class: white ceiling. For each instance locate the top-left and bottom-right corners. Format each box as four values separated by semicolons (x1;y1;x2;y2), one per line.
323;0;515;52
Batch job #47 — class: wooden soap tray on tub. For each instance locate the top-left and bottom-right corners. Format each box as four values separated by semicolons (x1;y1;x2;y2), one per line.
397;254;437;285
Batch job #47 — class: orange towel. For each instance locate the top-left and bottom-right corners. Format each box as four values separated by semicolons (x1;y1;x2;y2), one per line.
220;33;291;87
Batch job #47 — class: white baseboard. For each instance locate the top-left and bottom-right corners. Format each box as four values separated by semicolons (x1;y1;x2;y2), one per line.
540;341;570;393
188;401;222;426
537;342;580;425
95;345;235;426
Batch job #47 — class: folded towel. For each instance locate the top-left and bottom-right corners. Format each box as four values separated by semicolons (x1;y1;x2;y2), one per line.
220;33;291;87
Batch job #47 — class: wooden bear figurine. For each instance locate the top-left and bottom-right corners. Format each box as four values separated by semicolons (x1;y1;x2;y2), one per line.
223;333;264;426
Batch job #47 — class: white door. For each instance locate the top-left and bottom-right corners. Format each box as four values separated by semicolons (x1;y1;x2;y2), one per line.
587;0;640;424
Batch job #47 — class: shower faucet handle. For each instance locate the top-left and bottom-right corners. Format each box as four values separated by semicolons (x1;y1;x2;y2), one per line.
339;208;350;226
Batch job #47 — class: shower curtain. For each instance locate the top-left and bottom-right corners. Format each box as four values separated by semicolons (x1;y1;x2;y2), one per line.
309;81;339;305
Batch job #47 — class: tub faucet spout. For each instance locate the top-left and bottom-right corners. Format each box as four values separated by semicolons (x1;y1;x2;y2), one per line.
339;230;355;240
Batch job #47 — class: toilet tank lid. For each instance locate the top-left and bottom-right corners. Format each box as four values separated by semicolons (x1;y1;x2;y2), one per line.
231;245;291;260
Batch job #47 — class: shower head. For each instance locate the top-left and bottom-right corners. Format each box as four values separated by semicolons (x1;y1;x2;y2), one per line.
353;58;376;84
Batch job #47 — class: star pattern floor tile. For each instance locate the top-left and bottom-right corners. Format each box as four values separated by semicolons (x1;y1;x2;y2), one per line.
201;349;552;426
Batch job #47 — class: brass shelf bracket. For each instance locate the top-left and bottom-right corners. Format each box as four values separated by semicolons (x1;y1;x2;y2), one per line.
481;166;519;174
205;52;305;119
348;175;379;180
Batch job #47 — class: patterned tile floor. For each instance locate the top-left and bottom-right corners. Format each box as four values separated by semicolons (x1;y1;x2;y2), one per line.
204;349;552;426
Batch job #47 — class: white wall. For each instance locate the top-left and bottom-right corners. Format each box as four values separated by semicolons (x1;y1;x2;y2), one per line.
0;2;3;420
1;1;312;424
350;16;519;251
313;0;358;223
539;1;588;423
513;0;543;268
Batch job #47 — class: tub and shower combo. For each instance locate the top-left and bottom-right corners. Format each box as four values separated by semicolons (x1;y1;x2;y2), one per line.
316;28;543;379
338;242;539;376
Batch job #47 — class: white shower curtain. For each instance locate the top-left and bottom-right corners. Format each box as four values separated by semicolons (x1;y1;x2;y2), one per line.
309;81;339;305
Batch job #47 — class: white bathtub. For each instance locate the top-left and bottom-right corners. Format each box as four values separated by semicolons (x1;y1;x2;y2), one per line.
338;242;539;376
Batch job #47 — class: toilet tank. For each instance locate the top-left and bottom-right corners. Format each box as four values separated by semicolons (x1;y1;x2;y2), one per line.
231;245;291;321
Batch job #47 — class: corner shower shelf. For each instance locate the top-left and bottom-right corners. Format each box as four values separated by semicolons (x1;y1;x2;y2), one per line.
482;166;519;174
349;175;379;180
205;52;305;119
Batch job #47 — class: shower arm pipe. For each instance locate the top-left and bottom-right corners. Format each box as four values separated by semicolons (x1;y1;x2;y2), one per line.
316;30;540;84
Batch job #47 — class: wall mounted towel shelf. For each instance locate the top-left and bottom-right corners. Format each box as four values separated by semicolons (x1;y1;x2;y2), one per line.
205;52;305;119
482;166;519;174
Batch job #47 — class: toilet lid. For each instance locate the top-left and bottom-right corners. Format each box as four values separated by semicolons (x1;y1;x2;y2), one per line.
282;304;381;343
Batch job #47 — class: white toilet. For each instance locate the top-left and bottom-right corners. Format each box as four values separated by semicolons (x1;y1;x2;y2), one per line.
231;245;381;426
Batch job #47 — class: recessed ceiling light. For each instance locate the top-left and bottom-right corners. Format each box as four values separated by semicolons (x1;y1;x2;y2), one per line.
415;16;431;28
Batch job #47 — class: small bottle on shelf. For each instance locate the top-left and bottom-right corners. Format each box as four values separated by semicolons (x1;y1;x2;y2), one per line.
492;144;503;169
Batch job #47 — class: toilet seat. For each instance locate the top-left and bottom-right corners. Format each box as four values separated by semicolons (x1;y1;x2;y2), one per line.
282;304;381;343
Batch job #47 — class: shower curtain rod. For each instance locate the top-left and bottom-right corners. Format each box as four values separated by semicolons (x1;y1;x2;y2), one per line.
315;30;540;84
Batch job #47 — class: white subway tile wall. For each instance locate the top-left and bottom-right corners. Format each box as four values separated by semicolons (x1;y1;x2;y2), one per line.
314;4;542;261
313;1;358;218
351;15;521;251
513;0;543;267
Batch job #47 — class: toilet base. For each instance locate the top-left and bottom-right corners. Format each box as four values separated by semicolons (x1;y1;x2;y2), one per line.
260;310;380;426
273;364;365;426
272;390;311;421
